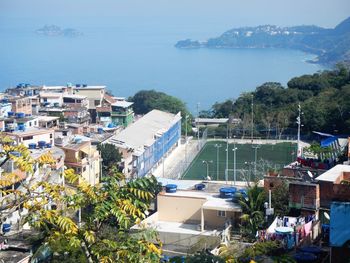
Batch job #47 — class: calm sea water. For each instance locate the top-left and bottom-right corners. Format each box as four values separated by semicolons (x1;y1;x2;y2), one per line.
0;18;324;112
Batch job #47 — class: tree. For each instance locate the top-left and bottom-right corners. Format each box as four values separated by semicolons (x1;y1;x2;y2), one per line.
129;90;190;117
0;134;162;263
238;184;266;241
97;143;122;176
271;181;290;217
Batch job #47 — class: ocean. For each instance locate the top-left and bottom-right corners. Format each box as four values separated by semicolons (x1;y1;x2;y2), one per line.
0;18;325;113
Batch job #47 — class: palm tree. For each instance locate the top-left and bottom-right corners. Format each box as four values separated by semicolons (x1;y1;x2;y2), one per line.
238;184;266;240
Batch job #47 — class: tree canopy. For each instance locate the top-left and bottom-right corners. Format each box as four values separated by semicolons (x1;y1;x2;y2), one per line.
207;65;350;137
129;90;190;117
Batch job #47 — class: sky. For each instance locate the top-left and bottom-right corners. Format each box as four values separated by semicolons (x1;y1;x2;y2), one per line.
1;0;349;29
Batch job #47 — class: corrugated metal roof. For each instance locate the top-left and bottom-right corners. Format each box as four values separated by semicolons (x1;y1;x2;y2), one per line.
316;165;350;182
108;109;181;151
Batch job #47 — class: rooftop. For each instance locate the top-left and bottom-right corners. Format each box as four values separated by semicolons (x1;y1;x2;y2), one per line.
111;100;133;108
37;116;60;122
162;190;242;212
316;164;350;183
63;94;87;99
107;109;181;151
6;127;54;137
74;85;106;90
39;92;62;98
62;140;90;151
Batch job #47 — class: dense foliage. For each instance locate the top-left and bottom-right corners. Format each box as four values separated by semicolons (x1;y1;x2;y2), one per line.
97;143;122;176
0;135;162;263
238;184;266;241
204;65;350;137
129;90;190;116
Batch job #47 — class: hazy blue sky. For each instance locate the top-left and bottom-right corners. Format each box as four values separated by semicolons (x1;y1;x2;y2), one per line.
1;0;349;29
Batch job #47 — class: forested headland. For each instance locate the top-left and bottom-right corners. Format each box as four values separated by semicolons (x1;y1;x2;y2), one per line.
130;65;350;139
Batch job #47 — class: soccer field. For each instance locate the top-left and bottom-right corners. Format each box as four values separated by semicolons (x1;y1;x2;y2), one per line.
182;141;296;181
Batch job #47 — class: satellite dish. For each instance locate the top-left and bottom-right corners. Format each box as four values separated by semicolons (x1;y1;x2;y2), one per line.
307;171;314;178
324;212;330;220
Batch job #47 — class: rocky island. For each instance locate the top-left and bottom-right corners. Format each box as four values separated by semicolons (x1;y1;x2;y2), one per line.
175;17;350;65
36;25;83;37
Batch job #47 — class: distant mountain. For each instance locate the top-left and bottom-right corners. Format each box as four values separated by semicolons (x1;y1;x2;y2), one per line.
175;17;350;65
36;25;82;37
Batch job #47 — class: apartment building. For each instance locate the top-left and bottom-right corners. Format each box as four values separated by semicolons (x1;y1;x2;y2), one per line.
60;139;100;185
107;109;181;178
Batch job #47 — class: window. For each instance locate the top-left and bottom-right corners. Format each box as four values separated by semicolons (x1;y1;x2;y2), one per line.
217;211;226;217
50;134;53;138
94;100;100;106
23;136;33;141
83;166;87;172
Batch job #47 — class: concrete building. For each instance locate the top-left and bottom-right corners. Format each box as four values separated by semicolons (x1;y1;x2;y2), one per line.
10;97;32;115
2;114;39;132
110;100;134;127
107;109;181;178
60;139;100;186
39;92;63;107
133;185;242;254
315;164;350;209
37;116;60;129
5;128;54;148
73;85;106;123
63;94;89;109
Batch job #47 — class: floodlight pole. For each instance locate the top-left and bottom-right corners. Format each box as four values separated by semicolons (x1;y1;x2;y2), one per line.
252;144;261;177
225;120;229;184
251;94;254;144
233;136;237;185
197;103;200;149
202;160;213;179
214;144;222;181
185;115;189;163
297;103;301;158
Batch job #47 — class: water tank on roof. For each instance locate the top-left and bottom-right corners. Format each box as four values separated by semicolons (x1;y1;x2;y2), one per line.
38;141;46;149
239;188;248;198
107;123;116;128
194;183;205;191
219;187;237;199
9;151;21;157
16;112;25;118
83;84;88;87
28;143;36;149
76;84;81;87
74;138;82;144
1;98;9;103
2;223;11;233
17;124;25;131
25;114;31;117
46;143;52;148
165;184;177;193
97;128;104;134
54;102;60;107
7;111;14;117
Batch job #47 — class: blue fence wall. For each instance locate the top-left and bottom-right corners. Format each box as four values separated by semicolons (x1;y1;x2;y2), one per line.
136;119;181;177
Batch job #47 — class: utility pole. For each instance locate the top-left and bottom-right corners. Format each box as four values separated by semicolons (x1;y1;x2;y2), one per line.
251;95;254;144
225;120;229;184
233;136;237;185
202;160;213;180
214;144;222;180
252;144;261;178
162;135;165;178
185;115;189;164
297;103;302;158
196;103;200;149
